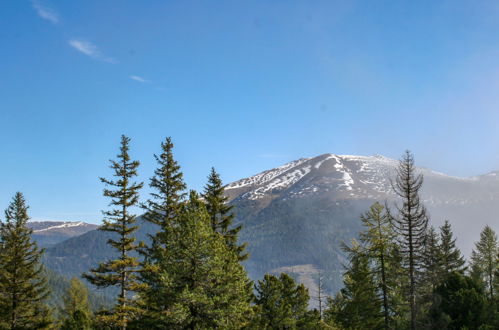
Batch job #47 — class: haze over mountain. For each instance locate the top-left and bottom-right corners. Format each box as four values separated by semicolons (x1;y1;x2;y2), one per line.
41;153;499;296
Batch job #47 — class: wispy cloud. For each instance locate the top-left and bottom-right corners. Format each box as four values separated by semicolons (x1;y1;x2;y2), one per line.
130;75;150;83
68;39;117;63
32;0;59;24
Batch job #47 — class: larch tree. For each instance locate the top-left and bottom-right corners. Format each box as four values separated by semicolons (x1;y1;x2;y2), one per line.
0;192;51;330
83;135;143;329
325;240;383;330
60;277;92;330
202;167;247;260
391;150;429;330
358;202;397;329
470;225;498;301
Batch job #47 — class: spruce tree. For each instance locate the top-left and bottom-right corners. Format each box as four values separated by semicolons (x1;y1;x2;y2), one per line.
60;277;92;330
358;202;397;329
136;191;252;329
470;225;498;301
202;167;248;260
391;150;429;330
0;192;51;330
83;135;143;329
421;227;442;292
439;220;465;274
142;136;186;229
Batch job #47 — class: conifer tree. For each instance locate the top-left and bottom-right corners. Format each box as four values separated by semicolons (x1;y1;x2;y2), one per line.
421;227;442;291
60;277;92;330
439;220;465;274
83;135;143;329
358;202;397;329
0;192;51;329
252;273;314;329
137;191;252;329
202;167;247;260
391;150;429;330
470;225;498;301
142;136;186;229
325;241;382;329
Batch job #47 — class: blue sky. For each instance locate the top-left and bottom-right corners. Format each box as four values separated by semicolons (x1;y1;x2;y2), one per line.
1;0;499;223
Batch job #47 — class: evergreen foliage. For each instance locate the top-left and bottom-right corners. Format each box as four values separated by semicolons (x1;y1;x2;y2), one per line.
325;241;383;330
60;277;93;330
83;135;143;329
470;225;498;302
429;272;492;329
202;167;248;261
391;150;429;330
439;221;466;275
251;272;318;329
136;191;253;329
0;192;52;329
142;136;186;229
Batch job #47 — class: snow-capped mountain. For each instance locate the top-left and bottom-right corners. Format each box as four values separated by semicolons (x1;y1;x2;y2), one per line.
40;153;499;298
226;153;494;204
29;221;98;247
225;154;499;296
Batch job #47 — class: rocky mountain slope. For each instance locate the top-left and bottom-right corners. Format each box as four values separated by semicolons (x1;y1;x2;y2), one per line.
29;221;98;247
41;154;499;297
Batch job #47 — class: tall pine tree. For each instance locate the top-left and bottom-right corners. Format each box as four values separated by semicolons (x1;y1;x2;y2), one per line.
0;192;51;330
142;136;186;230
391;150;429;330
470;225;498;301
83;135;143;329
202;167;247;260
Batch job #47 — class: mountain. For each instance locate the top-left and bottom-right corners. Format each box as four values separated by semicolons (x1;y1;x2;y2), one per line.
41;154;499;298
29;221;98;247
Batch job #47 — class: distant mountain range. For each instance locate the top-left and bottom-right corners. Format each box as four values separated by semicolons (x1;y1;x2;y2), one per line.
37;154;499;299
29;221;98;247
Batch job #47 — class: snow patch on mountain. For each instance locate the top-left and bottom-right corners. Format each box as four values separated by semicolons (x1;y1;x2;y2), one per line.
32;221;88;233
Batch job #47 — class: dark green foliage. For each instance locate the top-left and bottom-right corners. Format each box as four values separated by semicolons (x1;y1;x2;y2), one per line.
0;192;52;329
83;135;143;329
438;221;465;275
251;273;315;329
470;225;498;302
324;241;383;330
137;192;253;329
60;310;93;330
391;151;429;330
203;167;248;260
142;136;186;229
429;272;492;329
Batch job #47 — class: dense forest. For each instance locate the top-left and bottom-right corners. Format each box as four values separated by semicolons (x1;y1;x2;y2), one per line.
1;137;498;329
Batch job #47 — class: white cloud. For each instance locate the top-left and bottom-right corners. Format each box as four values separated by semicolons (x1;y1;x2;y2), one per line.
68;39;117;63
130;75;150;83
32;0;59;24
